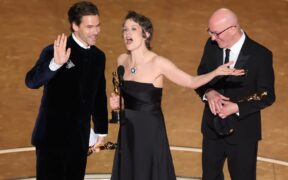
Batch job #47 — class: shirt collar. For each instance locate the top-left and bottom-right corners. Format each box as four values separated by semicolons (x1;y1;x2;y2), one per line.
72;33;90;49
226;30;246;55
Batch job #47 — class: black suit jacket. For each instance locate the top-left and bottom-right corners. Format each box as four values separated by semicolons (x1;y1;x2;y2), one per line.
196;34;275;144
25;36;108;150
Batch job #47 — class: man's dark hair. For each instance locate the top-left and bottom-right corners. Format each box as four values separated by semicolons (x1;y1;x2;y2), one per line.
124;11;153;50
68;1;99;32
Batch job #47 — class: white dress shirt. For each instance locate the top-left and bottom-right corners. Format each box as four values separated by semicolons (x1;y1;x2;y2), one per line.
223;30;246;68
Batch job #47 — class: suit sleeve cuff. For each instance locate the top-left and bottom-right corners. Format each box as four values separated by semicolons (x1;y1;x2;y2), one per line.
49;58;62;71
96;134;107;137
203;94;208;101
203;88;213;101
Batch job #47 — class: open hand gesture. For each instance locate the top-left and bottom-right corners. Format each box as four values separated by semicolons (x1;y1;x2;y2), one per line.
215;61;245;76
53;34;71;65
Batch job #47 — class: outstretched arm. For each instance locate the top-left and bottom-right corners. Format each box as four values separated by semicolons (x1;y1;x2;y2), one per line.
160;57;244;89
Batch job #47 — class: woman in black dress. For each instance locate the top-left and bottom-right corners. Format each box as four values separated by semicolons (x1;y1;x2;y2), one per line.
110;11;244;180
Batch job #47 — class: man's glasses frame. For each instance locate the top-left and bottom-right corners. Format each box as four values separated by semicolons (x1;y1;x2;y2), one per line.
207;25;236;38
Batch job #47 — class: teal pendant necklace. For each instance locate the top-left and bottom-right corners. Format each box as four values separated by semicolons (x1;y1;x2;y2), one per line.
130;67;137;74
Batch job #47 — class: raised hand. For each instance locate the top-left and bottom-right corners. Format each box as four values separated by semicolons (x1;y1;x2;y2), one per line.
53;33;71;65
215;61;245;76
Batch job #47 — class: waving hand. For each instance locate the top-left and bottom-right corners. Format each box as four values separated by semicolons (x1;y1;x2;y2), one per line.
53;34;71;65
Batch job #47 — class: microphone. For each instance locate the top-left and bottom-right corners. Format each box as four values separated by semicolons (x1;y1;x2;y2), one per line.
117;65;125;86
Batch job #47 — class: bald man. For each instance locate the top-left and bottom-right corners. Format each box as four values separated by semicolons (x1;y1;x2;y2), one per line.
196;8;275;180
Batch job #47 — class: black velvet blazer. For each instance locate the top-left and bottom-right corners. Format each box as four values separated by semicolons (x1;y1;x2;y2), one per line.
196;34;275;144
26;36;108;149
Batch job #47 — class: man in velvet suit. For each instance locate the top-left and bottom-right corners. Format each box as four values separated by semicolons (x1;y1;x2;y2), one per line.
25;1;108;179
196;8;275;180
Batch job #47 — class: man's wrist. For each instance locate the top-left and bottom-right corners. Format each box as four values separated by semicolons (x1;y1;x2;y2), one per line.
49;58;62;71
203;88;213;101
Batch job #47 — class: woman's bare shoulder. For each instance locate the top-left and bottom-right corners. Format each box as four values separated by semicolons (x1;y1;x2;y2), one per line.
153;54;174;67
117;53;129;65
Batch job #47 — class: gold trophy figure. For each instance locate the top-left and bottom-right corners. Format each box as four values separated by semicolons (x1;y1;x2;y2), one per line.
238;91;267;102
110;71;121;123
213;91;268;136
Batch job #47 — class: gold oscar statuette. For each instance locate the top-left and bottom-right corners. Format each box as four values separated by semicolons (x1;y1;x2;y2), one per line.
110;71;121;123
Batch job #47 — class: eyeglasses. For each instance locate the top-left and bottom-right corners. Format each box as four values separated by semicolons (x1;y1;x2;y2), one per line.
207;25;236;38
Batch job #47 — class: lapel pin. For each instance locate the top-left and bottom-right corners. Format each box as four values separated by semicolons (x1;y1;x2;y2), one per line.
66;59;75;69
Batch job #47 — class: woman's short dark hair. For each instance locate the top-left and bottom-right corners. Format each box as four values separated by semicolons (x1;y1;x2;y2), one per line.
68;1;99;32
124;11;153;50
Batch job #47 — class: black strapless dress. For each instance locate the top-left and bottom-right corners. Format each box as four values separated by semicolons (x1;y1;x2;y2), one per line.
111;81;176;180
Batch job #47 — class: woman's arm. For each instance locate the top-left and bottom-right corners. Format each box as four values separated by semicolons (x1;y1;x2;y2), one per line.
159;56;244;89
